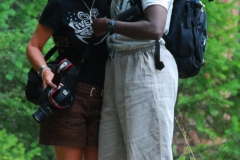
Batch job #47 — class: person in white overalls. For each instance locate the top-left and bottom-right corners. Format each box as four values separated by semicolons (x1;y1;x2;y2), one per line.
92;0;178;159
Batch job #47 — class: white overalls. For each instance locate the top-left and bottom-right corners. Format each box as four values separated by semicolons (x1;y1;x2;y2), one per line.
99;0;178;159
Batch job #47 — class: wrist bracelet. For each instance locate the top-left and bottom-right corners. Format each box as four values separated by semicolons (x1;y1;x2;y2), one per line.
37;65;47;76
41;67;51;80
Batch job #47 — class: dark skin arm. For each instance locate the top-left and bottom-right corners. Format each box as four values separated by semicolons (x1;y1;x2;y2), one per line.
91;5;167;40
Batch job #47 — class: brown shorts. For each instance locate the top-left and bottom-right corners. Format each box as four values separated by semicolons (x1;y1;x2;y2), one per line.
39;82;103;148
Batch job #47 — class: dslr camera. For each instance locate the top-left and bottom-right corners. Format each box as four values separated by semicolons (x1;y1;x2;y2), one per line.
32;59;74;123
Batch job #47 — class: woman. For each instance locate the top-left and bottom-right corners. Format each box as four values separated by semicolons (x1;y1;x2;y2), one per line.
26;0;109;159
92;0;178;159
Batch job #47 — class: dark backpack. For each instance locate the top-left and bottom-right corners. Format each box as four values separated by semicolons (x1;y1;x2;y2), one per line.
163;0;212;79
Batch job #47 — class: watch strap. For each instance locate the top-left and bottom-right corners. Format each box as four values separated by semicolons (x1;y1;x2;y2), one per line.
108;19;115;35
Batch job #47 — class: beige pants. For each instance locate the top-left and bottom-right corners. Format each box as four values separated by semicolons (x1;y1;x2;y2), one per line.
99;45;178;160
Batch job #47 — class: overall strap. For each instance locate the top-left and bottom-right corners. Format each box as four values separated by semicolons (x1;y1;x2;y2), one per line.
135;0;164;70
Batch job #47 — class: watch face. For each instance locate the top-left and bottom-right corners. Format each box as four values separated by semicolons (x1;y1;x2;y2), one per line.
107;22;113;32
107;20;114;34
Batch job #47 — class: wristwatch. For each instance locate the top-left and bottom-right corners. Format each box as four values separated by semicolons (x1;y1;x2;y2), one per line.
107;19;115;35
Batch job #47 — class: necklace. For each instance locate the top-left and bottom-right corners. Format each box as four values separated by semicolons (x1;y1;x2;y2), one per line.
81;0;96;23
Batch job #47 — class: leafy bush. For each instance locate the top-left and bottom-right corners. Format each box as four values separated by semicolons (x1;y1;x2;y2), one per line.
0;0;55;159
0;0;239;159
0;129;41;160
174;0;240;159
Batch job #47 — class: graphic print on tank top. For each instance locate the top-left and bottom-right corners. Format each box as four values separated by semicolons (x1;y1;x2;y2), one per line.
67;8;100;44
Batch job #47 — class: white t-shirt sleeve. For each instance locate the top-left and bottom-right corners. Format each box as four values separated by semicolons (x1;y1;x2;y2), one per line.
141;0;173;11
141;0;174;35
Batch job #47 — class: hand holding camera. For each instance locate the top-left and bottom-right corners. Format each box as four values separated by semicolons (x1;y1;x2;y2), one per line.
32;59;74;123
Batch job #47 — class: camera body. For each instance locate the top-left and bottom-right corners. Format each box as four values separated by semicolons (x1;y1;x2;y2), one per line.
32;85;73;123
117;4;143;22
32;59;74;123
117;0;144;22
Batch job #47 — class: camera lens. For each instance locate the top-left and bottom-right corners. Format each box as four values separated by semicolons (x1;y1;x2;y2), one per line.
32;105;52;123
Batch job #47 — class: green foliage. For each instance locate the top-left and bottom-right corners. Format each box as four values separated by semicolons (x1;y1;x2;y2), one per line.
0;0;239;159
0;0;55;159
175;0;240;159
0;129;41;160
218;116;240;159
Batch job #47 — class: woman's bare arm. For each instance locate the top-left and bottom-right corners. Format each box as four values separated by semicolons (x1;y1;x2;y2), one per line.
26;24;56;88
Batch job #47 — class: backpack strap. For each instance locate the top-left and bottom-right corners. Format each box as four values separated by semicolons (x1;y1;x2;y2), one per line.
155;40;165;70
134;0;164;70
186;1;193;28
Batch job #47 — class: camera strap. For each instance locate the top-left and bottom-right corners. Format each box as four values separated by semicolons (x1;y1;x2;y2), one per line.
43;35;94;67
48;58;74;109
43;45;58;61
52;58;73;85
76;35;95;69
43;38;94;109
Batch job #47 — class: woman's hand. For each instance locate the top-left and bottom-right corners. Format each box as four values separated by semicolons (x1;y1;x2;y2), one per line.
26;23;57;89
91;18;110;36
42;69;57;89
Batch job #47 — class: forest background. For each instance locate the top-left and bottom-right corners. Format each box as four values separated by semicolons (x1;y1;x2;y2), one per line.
0;0;239;159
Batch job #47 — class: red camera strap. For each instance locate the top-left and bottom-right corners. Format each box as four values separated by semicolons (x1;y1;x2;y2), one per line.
48;59;74;109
